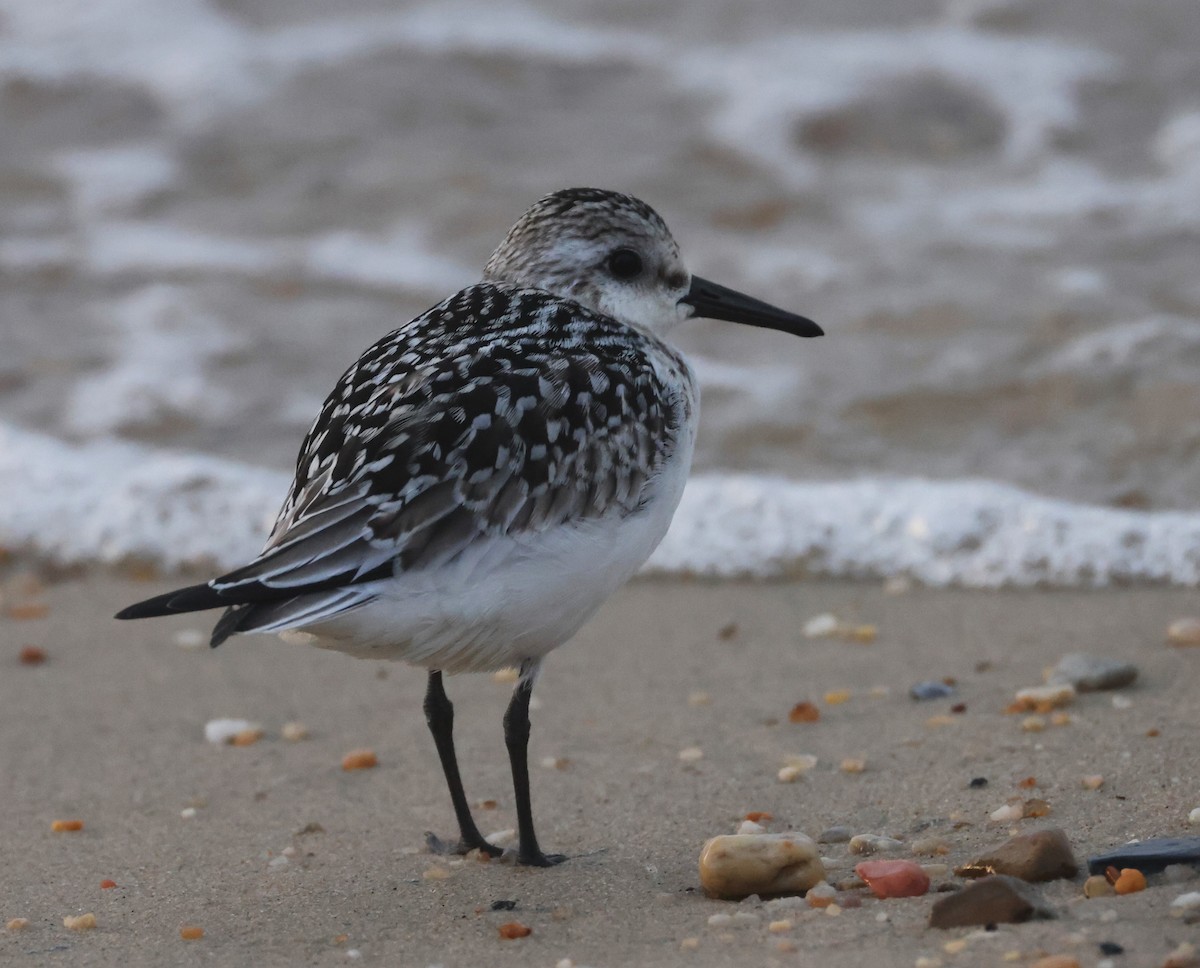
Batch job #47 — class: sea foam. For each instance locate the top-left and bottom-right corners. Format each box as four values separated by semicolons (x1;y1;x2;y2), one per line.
3;423;1198;587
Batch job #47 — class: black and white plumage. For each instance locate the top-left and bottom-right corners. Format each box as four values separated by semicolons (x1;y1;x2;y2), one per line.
117;187;822;866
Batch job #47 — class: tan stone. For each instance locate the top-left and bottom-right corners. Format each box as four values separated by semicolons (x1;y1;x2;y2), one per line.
955;828;1078;882
699;833;825;900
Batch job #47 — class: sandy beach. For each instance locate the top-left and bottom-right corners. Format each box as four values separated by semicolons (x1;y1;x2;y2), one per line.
2;571;1197;967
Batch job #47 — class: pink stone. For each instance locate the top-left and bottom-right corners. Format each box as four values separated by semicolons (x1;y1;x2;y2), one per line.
854;859;931;899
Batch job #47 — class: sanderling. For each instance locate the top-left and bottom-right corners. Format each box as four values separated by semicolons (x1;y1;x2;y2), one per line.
117;187;822;866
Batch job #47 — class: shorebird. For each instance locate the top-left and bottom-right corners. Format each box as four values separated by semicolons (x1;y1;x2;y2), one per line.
116;188;822;866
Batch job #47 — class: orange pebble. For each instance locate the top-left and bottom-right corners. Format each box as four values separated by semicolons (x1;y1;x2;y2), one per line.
788;702;820;723
1018;776;1038;789
230;728;264;747
744;811;774;823
100;879;117;889
180;926;204;940
341;749;378;771
1113;868;1146;894
19;646;47;665
7;603;49;621
51;819;84;832
498;922;532;939
824;690;851;705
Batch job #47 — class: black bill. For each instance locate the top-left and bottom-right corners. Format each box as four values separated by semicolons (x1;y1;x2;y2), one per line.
680;275;823;338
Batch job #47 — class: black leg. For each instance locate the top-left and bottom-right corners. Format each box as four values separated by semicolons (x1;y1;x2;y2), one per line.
423;670;501;857
503;660;566;866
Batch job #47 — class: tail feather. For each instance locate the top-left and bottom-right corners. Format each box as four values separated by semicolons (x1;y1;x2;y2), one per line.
114;582;226;620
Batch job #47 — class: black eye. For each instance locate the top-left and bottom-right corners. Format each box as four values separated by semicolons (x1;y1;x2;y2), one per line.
606;248;643;280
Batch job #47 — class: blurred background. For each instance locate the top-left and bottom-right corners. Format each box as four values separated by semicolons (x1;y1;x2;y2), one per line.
2;0;1199;567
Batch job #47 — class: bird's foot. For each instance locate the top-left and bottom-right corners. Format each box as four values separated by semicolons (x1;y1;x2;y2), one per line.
424;830;503;858
517;848;567;867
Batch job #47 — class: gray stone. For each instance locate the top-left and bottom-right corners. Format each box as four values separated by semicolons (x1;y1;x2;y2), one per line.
1087;837;1200;876
1048;653;1138;692
929;875;1055;929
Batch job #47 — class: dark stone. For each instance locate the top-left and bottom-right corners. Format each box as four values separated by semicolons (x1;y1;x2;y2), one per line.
1087;838;1200;876
1098;941;1124;956
929;875;1055;929
957;828;1078;883
910;681;956;701
490;900;518;911
969;777;989;789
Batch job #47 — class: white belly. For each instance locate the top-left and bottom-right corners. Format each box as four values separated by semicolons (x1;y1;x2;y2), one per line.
293;425;696;673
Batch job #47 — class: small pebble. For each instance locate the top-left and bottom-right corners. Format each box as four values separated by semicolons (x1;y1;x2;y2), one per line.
542;756;570;769
687;691;712;707
817;826;852;844
281;721;308;741
51;819;84;833
678;747;704;764
1084;875;1115;898
737;820;766;835
910;681;955;701
1047;654;1137;692
497;921;533;939
1171;891;1200;918
911;836;952;857
180;926;204;940
855;859;931;898
698;833;825;900
990;802;1024;823
824;690;851;705
231;727;264;746
268;855;289;869
1014;683;1076;711
1081;775;1104;790
18;646;47;665
1111;695;1133;710
1163;863;1197;884
1166;618;1200;646
788;702;820;723
204;718;261;745
173;629;206;650
767;919;792;933
1022;716;1046;732
341;749;378;771
849;834;903;855
679;937;700;950
1098;941;1123;956
1162;942;1199;968
6;918;30;931
100;879;117;889
803;614;840;638
63;913;97;931
777;766;803;783
1188;807;1200;826
706;913;733;928
840;757;867;774
806;881;836;908
1113;868;1146;894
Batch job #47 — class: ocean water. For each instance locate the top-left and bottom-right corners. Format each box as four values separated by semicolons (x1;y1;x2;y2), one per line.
2;0;1199;585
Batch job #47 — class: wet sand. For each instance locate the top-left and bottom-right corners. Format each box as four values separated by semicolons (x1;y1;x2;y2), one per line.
1;572;1197;966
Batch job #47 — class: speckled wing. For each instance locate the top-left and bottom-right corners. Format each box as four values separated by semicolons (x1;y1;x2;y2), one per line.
208;283;688;604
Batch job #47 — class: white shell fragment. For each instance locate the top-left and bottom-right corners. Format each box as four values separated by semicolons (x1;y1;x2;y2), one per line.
204;718;261;745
